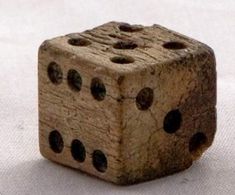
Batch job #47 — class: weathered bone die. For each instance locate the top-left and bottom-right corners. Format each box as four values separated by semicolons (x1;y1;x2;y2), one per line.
38;22;216;185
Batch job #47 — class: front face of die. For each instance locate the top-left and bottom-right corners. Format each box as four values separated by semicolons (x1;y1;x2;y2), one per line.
119;43;216;183
38;41;124;183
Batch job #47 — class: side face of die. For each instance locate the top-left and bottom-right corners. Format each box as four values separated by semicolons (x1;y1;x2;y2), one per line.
119;30;216;184
38;33;124;183
38;22;216;185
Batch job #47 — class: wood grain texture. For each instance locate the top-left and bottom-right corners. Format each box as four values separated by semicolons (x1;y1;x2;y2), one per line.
38;21;216;185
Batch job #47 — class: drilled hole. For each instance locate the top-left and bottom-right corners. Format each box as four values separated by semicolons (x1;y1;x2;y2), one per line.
163;109;182;133
47;62;63;84
108;34;118;38
92;150;107;173
113;40;138;49
163;41;186;50
136;87;154;110
110;55;134;64
189;132;208;156
67;69;82;91
90;78;106;101
68;38;91;46
71;139;86;162
49;130;64;153
119;23;143;32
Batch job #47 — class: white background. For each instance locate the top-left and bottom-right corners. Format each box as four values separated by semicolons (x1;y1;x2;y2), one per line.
0;0;234;194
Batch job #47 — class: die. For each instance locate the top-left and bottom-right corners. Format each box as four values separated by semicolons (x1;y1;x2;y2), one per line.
38;22;216;185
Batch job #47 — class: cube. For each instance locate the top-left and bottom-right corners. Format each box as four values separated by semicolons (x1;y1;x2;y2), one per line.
38;22;216;185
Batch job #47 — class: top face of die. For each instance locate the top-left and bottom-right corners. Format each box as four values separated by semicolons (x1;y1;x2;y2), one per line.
43;21;211;75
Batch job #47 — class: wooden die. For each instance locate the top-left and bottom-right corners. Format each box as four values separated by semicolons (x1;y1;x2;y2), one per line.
38;22;216;185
